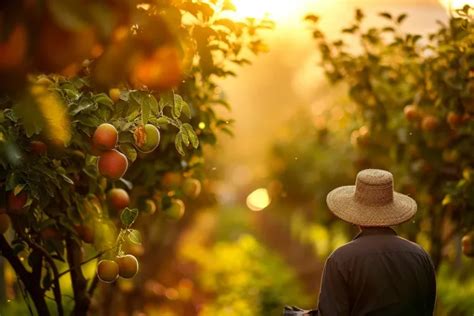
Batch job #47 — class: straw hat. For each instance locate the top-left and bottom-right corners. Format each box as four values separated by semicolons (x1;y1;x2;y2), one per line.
326;169;417;226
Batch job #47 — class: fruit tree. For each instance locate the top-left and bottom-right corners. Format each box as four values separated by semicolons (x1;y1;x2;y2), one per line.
0;1;270;315
304;6;474;268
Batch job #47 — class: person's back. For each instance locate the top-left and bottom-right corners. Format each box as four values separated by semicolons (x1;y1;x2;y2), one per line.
315;169;437;316
318;227;436;316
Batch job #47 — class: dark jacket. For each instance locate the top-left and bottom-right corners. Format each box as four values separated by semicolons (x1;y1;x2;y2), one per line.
317;227;436;316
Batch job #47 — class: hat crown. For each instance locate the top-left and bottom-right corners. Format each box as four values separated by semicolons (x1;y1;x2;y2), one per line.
355;169;394;206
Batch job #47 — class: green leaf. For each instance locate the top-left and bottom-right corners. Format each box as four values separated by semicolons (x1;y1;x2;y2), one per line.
304;14;319;23
70;98;97;116
60;174;75;185
6;172;18;191
155;116;170;126
183;123;199;149
180;130;190;147
215;18;237;31
13;184;26;196
128;229;142;245
93;93;113;108
145;94;159;115
181;102;192;119
173;94;186;118
77;114;101;127
174;133;185;156
379;12;392;20
120;208;139;227
119;178;133;190
182;2;213;21
396;13;407;24
129;91;152;124
142;100;150;125
355;8;364;21
158;91;174;111
13;100;44;137
222;0;236;11
119;143;137;162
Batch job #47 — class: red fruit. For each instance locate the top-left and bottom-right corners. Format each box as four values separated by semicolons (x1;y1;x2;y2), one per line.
30;140;47;155
462;233;474;257
40;227;61;240
133;124;160;153
98;149;128;180
0;24;27;70
74;224;95;244
447;111;462;128
97;259;119;283
161;172;182;189
404;105;420;121
164;199;185;220
421;115;439;132
182;178;201;198
7;191;27;214
462;113;472;123
142;199;156;215
116;254;139;279
92;123;118;150
107;188;130;211
109;88;121;103
130;46;182;90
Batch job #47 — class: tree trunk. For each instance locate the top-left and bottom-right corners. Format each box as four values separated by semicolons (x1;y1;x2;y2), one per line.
0;234;50;315
429;208;443;271
66;236;91;316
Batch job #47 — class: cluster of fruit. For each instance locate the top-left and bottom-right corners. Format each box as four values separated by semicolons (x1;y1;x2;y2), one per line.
89;115;201;281
97;254;139;283
92;118;160;181
0;4;185;93
403;105;471;132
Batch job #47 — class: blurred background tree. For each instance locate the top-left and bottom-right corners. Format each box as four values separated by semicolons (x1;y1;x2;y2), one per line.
264;5;474;315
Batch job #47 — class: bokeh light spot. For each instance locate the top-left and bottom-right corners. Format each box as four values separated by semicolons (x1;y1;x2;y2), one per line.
246;188;271;211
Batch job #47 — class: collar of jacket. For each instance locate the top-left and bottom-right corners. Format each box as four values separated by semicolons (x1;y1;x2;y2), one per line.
353;226;397;240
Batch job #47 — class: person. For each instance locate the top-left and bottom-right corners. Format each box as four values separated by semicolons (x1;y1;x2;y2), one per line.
316;168;436;316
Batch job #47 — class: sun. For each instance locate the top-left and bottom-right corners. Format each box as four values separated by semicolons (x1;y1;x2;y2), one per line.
438;0;474;11
227;0;312;20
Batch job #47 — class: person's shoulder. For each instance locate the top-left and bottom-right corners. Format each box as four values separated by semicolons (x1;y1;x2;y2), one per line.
327;240;360;262
328;235;431;261
395;236;432;258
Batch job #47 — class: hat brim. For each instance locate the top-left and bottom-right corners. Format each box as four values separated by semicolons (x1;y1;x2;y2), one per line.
326;186;417;226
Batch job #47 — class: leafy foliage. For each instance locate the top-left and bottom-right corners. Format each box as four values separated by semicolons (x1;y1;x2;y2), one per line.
0;1;271;315
305;5;474;267
182;234;310;316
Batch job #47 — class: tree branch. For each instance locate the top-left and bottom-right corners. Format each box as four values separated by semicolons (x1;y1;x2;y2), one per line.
0;234;50;315
55;247;111;280
16;230;64;316
66;236;91;316
87;274;99;297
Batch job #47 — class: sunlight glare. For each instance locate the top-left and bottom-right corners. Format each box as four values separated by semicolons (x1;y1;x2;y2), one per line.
246;188;271;211
439;0;474;11
228;0;313;21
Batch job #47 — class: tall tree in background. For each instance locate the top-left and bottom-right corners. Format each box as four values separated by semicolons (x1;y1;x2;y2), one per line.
305;5;474;268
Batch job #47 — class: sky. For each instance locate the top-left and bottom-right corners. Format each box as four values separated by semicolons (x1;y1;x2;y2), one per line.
212;0;459;203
